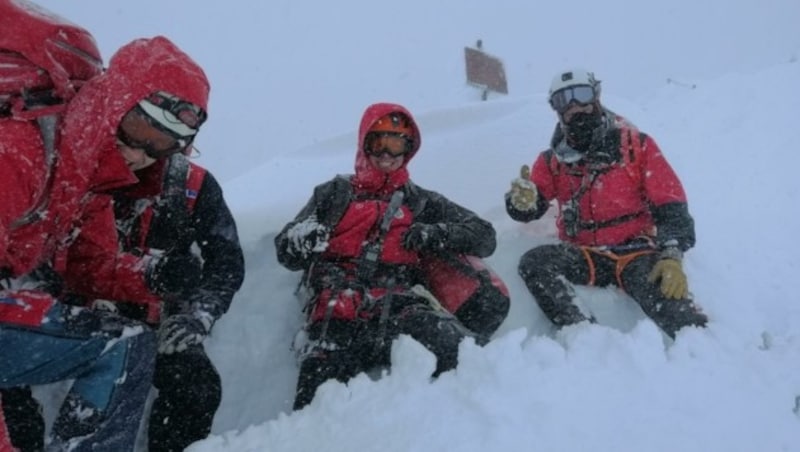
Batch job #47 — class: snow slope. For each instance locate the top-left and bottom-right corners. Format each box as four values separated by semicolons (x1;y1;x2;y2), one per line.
198;61;800;452
27;0;800;450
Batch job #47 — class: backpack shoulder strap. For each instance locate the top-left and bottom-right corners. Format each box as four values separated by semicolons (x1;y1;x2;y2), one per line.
617;124;645;185
10;112;60;230
185;160;207;213
162;153;208;214
159;154;194;239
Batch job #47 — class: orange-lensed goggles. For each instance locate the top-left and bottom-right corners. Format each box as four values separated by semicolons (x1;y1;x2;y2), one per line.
365;132;411;157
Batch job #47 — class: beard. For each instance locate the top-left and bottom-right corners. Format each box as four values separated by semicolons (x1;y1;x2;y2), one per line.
564;111;604;151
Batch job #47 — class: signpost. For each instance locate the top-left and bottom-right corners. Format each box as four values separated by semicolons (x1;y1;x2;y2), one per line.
464;40;508;100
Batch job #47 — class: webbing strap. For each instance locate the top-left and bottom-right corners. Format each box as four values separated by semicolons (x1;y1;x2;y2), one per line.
556;124;648;238
10;113;59;230
356;190;405;284
319;190;405;342
579;244;656;291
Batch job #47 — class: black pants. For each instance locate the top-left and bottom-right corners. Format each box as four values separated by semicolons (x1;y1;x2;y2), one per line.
149;346;221;452
2;346;221;452
518;243;708;338
294;295;473;410
0;386;43;452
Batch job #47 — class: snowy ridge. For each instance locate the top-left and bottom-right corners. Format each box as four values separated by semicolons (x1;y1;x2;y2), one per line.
193;61;800;451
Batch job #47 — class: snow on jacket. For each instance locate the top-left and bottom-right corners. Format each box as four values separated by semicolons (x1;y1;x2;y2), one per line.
506;109;695;251
109;154;245;323
0;36;209;326
62;36;210;306
275;102;496;322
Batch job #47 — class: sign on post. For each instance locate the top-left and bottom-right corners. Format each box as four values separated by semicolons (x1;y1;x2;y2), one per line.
464;41;508;100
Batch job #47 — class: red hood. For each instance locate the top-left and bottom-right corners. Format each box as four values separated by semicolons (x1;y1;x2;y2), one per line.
351;102;421;195
27;36;211;244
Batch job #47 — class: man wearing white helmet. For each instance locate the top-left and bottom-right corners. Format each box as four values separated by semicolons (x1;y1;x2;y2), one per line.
505;68;708;339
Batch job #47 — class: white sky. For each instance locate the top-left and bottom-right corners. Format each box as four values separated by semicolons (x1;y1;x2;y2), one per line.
32;1;800;451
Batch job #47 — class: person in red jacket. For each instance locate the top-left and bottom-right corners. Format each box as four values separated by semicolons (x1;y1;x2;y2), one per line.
87;93;243;451
5;35;232;452
505;68;708;339
0;22;209;452
276;103;506;409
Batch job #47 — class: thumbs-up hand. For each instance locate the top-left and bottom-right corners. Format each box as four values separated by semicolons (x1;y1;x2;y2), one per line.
509;164;538;211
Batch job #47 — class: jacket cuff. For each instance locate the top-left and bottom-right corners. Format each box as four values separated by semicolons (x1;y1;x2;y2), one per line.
659;240;683;261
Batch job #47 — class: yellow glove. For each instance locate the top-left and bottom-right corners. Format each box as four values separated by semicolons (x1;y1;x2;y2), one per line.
647;258;689;300
509;164;538;211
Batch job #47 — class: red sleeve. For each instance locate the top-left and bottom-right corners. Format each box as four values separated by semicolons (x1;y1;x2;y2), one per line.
530;151;556;201
64;193;160;305
640;135;688;206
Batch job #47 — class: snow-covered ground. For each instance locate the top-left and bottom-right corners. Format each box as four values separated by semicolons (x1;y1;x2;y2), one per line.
32;1;800;450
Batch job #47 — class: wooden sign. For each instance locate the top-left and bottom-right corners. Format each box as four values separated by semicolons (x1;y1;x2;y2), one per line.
464;43;508;98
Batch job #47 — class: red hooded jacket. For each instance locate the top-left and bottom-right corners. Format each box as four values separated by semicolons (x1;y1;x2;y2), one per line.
0;36;210;325
276;103;497;322
508;111;695;251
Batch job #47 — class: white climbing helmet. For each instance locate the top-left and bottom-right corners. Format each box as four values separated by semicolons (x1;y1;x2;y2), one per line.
549;68;600;96
548;68;601;112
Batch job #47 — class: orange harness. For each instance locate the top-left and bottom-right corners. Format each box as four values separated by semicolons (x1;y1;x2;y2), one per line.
578;239;657;292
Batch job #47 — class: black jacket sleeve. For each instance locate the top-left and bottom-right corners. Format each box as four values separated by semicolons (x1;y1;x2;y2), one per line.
188;171;245;319
652;201;696;252
274;177;349;272
407;183;496;258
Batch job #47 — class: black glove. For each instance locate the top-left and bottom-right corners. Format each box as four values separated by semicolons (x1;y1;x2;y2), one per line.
146;253;203;296
30;263;64;295
402;223;449;252
157;311;214;354
285;215;330;259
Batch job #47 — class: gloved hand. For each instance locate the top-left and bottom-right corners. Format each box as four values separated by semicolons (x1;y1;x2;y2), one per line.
146;252;203;296
508;164;538;211
402;223;449;252
158;311;214;354
286;215;330;259
647;258;689;300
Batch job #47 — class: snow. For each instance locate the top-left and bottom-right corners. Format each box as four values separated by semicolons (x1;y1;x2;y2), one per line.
31;1;800;451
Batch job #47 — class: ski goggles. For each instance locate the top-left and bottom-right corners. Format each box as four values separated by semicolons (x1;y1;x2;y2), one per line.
116;126;187;159
365;132;412;157
549;85;597;113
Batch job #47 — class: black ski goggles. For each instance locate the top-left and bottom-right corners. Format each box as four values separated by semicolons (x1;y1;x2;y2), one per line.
549;85;597;113
116;126;187;159
364;132;412;157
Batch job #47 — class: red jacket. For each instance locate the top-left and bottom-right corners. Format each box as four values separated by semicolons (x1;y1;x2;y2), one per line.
276;103;497;322
509;112;695;250
1;36;210;326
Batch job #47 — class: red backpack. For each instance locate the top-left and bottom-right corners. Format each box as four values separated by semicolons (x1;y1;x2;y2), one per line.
1;0;103;229
0;0;102;115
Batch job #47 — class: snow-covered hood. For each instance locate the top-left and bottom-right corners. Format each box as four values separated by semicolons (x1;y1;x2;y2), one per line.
351;102;421;195
61;35;210;195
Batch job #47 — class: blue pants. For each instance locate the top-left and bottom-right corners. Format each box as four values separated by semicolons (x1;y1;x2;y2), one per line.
0;303;156;452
